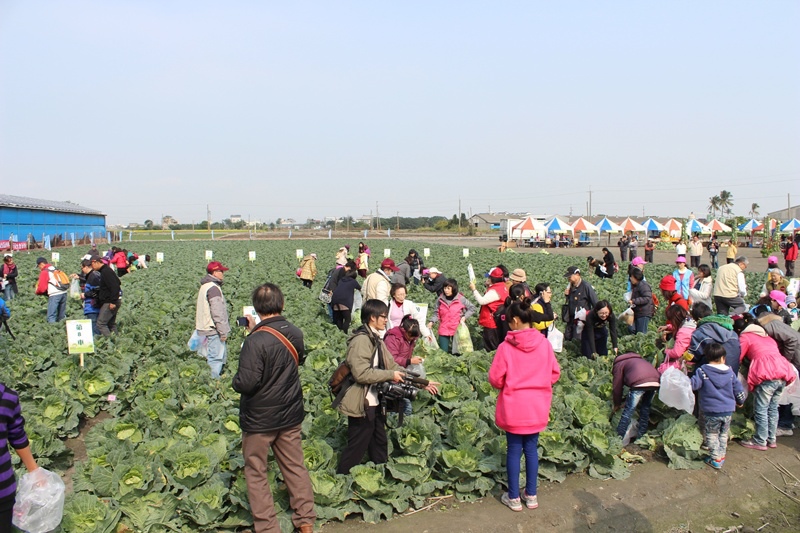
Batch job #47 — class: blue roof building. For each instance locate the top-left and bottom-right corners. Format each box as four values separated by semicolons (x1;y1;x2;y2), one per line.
0;194;106;241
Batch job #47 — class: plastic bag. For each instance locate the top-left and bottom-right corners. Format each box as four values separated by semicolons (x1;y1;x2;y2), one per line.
548;325;564;353
658;367;694;414
13;468;65;533
69;278;81;299
351;291;363;319
422;335;439;353
621;415;639;446
737;371;749;402
187;330;202;352
407;362;426;379
454;323;473;354
778;367;800;406
618;307;634;327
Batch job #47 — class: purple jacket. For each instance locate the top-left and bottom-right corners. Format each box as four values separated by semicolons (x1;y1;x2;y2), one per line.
383;326;417;367
612;353;661;407
0;383;30;501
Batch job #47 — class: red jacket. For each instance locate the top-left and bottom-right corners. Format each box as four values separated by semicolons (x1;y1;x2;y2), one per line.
35;264;56;296
668;293;689;311
489;327;561;434
478;282;509;329
739;325;797;391
113;251;128;269
785;242;798;262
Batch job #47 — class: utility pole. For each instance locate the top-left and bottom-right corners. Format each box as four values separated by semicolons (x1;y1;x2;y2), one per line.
789;193;792;219
376;202;381;231
396;211;399;231
588;188;592;217
458;197;462;232
369;210;373;230
207;204;211;231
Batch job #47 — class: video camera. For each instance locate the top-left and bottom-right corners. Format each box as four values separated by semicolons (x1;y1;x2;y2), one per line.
376;370;429;403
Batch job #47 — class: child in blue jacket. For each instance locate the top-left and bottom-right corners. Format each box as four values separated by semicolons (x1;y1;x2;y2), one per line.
690;343;746;469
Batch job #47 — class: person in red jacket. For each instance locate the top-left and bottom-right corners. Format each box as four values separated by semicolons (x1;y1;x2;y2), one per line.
489;298;561;512
470;267;509;351
659;276;689;311
784;235;798;277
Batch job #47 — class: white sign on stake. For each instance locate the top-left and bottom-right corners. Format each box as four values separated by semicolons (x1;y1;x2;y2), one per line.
384;248;391;258
296;249;303;259
51;252;60;264
463;248;469;258
205;250;213;261
156;252;164;263
423;248;430;258
66;319;95;367
248;251;256;262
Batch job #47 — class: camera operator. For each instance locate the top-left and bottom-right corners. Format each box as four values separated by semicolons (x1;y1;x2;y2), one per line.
336;299;438;474
232;283;315;533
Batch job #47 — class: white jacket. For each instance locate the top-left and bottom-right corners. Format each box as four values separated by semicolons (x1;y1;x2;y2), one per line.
387;298;432;338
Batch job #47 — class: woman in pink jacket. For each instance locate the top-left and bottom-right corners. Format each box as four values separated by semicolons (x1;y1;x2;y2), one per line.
488;299;561;512
428;279;476;354
735;315;797;450
658;305;696;374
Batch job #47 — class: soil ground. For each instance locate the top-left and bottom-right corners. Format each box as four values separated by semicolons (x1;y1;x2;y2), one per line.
321;434;800;533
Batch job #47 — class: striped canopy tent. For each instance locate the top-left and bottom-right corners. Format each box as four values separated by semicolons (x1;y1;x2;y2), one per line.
753;219;777;232
545;217;572;234
685;219;711;234
620;217;645;233
738;218;760;232
664;218;683;237
511;216;546;238
705;219;732;233
571;217;599;233
640;218;666;233
779;218;800;232
596;217;622;233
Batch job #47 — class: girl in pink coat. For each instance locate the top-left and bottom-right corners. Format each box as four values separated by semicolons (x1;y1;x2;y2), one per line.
488;299;561;512
736;316;796;450
658;305;696;374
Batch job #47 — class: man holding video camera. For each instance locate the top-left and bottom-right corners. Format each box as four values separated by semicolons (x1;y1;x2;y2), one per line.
336;299;438;474
233;283;315;533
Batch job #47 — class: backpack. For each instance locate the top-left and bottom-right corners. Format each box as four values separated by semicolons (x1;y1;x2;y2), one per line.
50;268;70;291
329;361;355;408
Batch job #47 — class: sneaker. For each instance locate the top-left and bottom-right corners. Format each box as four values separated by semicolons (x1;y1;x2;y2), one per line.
501;492;523;512
767;441;777;449
704;456;724;469
776;428;794;437
739;439;768;451
522;490;539;509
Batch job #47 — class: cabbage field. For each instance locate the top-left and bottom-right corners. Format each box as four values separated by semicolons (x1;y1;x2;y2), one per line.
1;240;766;532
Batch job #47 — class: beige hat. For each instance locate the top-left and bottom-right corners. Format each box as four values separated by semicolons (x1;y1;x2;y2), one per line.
509;268;527;283
428;267;442;274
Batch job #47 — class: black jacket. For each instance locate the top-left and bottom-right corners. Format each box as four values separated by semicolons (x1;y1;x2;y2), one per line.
424;274;446;295
96;264;121;305
630;280;654;319
331;277;361;309
232;316;306;433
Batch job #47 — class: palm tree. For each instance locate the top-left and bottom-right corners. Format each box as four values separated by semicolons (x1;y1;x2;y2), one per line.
749;203;760;219
708;195;721;218
718;190;734;216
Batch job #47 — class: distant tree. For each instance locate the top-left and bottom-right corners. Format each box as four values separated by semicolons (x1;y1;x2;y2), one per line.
708;195;721;218
718;190;734;216
269;222;276;231
143;219;154;230
749;203;760;219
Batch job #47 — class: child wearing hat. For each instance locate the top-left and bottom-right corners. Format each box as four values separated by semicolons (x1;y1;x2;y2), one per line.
787;294;798;321
672;256;694;302
659;276;688;311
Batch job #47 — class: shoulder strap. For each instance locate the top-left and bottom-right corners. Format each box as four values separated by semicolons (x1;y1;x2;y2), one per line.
255;326;299;365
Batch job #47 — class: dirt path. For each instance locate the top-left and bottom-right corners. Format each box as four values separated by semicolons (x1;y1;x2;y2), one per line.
321;435;800;532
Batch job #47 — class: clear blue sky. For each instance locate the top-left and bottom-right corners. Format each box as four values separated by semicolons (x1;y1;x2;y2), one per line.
1;1;798;225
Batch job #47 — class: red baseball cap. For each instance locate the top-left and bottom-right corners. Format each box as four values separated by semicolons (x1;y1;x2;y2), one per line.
207;261;229;274
659;275;676;291
380;258;400;272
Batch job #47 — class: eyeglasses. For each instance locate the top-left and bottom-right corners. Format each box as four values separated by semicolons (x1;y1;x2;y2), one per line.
378;315;388;320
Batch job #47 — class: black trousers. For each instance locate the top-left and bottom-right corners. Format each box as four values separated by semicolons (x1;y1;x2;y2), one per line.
481;327;501;352
333;308;352;333
337;407;388;474
0;494;14;533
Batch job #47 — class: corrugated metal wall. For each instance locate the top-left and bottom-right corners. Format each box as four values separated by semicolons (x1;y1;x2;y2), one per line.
0;207;106;240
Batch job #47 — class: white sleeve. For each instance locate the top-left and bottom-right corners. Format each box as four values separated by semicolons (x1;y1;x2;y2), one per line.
473;288;500;306
737;272;747;298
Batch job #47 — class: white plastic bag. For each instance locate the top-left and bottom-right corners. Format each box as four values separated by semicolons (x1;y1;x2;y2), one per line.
187;330;202;352
778;367;800;406
548;325;564;353
658;367;695;414
13;468;65;533
737;371;749;402
621;415;639;446
407;362;426;379
69;278;81;299
351;291;363;319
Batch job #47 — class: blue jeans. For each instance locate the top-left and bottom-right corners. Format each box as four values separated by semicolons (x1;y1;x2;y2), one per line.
753;379;785;445
616;388;656;439
704;414;731;461
3;284;16;301
709;254;718;269
85;313;99;336
438;335;452;354
628;316;650;335
506;432;539;499
205;334;227;379
47;293;67;323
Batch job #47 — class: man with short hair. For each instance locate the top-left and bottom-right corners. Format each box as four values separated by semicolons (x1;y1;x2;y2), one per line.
423;267;446;295
90;254;122;335
712;256;748;316
195;261;231;378
362;259;399;304
35;257;68;323
563;266;598;341
689;235;704;268
233;283;315;533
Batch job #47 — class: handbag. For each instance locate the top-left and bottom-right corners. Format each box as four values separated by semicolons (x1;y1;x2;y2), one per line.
561;303;570;323
319;289;332;304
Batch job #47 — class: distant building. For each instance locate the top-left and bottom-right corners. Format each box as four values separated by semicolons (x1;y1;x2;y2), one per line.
469;212;528;231
230;215;243;223
161;215;178;229
0;194;106;241
767;205;800;221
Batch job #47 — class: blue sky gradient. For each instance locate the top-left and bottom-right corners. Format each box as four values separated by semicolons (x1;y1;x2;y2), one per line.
1;1;798;224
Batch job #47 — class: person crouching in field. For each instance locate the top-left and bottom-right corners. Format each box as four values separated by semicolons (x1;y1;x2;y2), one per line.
690;343;745;469
612;352;661;441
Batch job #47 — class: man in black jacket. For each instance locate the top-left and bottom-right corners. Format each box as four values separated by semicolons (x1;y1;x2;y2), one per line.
90;254;121;336
232;283;315;533
423;267;446;295
563;266;598;341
